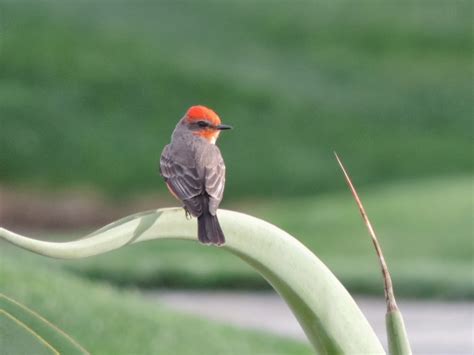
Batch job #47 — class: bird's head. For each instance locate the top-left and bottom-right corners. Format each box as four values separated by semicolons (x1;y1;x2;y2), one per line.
183;105;232;144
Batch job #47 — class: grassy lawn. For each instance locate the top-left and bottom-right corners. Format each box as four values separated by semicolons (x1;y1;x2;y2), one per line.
0;253;312;355
3;175;471;299
1;1;472;198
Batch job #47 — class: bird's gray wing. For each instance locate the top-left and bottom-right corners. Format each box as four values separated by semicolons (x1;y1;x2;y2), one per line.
160;144;203;216
203;145;226;215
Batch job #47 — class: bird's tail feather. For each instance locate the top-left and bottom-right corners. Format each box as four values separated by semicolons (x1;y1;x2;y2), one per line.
198;213;225;246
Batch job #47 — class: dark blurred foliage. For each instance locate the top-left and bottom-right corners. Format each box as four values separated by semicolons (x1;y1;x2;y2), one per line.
0;1;472;198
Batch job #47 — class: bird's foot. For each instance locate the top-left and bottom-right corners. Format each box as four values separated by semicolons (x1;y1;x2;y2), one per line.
184;207;192;220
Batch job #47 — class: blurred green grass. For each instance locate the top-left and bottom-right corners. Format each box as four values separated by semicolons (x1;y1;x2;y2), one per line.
1;1;472;197
3;175;470;299
0;253;312;355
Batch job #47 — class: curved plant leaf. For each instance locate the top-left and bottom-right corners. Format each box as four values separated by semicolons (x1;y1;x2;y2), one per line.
335;153;412;355
0;208;385;354
386;310;411;355
0;293;89;354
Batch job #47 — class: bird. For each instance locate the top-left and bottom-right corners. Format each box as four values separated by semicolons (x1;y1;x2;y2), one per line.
159;105;232;246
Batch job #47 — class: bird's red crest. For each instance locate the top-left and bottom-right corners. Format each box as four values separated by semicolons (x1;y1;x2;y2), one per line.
186;105;221;126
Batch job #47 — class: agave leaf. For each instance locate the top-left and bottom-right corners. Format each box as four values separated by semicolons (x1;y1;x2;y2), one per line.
386;310;412;355
0;208;385;354
0;293;89;354
335;153;412;355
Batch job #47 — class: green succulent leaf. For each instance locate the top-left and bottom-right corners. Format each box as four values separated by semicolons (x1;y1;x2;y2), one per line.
0;208;385;354
386;310;412;355
0;294;89;354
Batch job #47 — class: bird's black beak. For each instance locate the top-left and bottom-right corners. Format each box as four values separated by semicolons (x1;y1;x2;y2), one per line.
216;124;233;130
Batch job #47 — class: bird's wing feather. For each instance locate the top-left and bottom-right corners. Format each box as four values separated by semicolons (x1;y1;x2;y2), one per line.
182;196;203;217
160;145;203;207
204;145;226;215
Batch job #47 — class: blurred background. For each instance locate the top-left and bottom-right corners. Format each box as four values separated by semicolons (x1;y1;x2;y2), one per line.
1;1;472;354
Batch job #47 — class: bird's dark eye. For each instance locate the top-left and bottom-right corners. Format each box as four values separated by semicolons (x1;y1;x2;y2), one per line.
197;121;209;127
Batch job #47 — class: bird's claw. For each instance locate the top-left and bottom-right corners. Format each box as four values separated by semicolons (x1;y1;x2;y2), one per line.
184;207;192;220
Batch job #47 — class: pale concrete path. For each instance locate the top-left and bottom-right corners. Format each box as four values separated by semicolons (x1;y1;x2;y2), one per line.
143;290;474;355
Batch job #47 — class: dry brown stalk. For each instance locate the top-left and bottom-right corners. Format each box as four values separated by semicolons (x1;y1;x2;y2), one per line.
334;152;398;312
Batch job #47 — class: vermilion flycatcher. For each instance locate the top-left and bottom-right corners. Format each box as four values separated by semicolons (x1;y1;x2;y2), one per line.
159;105;232;246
